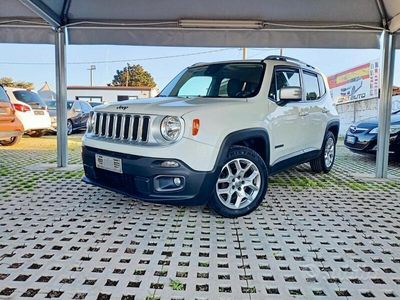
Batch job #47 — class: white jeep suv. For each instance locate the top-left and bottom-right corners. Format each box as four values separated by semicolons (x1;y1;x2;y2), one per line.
82;56;339;217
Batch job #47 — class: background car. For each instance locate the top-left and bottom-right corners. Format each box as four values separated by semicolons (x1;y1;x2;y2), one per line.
5;87;51;137
0;85;24;146
344;110;400;157
46;100;92;135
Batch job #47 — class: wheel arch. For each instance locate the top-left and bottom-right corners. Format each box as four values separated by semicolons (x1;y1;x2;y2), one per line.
325;120;340;143
214;128;271;171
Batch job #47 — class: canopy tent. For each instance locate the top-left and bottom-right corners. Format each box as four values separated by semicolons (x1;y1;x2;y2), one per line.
0;0;399;177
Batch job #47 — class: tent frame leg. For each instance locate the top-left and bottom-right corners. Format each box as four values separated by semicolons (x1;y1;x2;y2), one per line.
55;27;68;167
376;31;396;178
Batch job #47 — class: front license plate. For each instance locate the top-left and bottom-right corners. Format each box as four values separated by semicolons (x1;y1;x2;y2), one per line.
95;154;122;173
346;135;356;144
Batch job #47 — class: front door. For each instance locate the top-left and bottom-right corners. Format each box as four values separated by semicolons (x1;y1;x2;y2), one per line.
265;67;306;165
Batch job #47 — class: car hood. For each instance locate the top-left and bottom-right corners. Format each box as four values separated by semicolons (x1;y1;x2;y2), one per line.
94;96;248;116
355;113;400;128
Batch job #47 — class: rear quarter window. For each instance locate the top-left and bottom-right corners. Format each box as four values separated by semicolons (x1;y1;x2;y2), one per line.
303;71;320;100
0;87;10;103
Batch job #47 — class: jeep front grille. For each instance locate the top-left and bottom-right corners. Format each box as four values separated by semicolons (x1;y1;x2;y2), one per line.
92;112;150;143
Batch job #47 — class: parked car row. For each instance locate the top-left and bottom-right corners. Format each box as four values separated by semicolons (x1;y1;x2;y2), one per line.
46;100;92;135
344;110;400;157
0;84;98;146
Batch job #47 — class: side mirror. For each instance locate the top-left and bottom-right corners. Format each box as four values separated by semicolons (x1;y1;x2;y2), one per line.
279;87;302;102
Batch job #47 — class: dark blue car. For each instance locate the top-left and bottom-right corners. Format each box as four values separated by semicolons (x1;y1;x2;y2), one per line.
344;110;400;157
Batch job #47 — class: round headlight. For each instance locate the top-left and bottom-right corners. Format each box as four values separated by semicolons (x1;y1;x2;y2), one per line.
160;116;182;141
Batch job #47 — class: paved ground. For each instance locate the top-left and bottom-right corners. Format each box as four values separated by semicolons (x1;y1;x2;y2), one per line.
0;135;399;299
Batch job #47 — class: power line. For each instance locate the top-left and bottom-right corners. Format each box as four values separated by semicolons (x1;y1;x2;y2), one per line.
0;48;235;66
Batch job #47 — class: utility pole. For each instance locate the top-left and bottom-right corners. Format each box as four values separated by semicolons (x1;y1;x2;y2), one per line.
87;65;96;86
242;48;247;60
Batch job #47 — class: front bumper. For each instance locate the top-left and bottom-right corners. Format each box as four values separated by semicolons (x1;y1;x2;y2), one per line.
82;146;217;205
344;131;400;153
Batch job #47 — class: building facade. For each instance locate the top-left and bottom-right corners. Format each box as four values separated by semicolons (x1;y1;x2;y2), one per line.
66;86;158;103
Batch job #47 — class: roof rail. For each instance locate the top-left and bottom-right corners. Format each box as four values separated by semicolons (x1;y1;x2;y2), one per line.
264;55;315;69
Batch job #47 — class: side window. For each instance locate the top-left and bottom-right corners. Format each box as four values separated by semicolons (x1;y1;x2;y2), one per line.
303;71;320;100
177;76;212;97
318;74;326;96
73;101;82;111
81;102;92;113
268;68;301;101
0;87;9;103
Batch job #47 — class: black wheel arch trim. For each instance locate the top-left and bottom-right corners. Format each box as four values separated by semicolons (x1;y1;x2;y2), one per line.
213;128;270;172
324;120;340;142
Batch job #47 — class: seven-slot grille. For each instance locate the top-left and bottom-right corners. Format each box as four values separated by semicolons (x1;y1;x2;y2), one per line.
93;112;150;143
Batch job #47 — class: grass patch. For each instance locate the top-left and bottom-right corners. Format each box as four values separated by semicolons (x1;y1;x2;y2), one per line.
169;279;185;291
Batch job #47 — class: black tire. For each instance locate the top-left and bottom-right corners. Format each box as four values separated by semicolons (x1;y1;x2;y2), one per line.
28;130;45;138
209;145;268;218
67;120;73;135
0;135;21;146
310;131;336;173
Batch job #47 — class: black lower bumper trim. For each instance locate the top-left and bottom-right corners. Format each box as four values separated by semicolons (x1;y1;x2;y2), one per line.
82;146;217;206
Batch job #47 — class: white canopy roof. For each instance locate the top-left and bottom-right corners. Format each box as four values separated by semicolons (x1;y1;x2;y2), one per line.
1;0;399;48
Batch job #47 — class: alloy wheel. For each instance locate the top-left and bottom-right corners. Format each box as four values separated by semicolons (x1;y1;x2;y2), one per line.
324;137;335;168
216;158;261;210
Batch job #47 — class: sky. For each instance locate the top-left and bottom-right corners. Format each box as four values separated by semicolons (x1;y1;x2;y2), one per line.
0;43;399;92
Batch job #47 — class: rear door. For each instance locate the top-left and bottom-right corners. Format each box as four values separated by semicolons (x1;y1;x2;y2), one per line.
0;87;14;123
301;70;327;150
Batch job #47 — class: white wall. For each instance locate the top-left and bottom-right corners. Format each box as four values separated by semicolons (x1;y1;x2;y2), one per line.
67;88;157;103
336;95;400;135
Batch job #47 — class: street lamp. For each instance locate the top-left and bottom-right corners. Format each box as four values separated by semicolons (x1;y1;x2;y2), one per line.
87;65;96;86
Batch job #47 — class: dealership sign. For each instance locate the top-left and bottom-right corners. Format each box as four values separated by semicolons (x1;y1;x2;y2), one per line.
328;60;379;104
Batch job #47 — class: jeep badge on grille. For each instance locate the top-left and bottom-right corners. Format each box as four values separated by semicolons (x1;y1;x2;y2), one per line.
116;105;128;110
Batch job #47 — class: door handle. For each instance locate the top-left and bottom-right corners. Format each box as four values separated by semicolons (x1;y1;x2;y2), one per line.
299;111;309;117
322;108;329;114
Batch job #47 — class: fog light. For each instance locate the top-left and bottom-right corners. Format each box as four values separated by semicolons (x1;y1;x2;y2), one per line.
154;175;185;192
173;177;182;186
161;160;180;168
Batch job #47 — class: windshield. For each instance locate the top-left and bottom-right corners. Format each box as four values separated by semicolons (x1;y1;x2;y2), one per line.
13;90;47;109
45;100;74;110
159;62;265;98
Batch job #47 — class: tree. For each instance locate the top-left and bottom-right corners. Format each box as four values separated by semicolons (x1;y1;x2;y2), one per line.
111;64;156;88
0;76;34;89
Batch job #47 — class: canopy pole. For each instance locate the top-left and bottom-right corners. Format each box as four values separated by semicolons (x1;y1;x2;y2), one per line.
55;27;68;167
376;30;396;178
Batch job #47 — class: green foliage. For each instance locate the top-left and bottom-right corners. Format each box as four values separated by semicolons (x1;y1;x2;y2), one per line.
111;64;156;88
0;76;34;89
169;279;185;291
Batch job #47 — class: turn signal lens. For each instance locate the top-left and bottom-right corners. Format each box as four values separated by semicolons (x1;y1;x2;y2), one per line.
192;119;200;136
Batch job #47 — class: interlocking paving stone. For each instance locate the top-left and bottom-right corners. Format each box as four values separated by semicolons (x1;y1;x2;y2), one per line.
0;136;399;299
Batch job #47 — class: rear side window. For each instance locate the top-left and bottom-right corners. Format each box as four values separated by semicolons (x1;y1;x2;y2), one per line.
318;74;326;96
72;101;82;111
268;68;301;101
0;87;9;103
81;101;92;113
303;71;320;100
